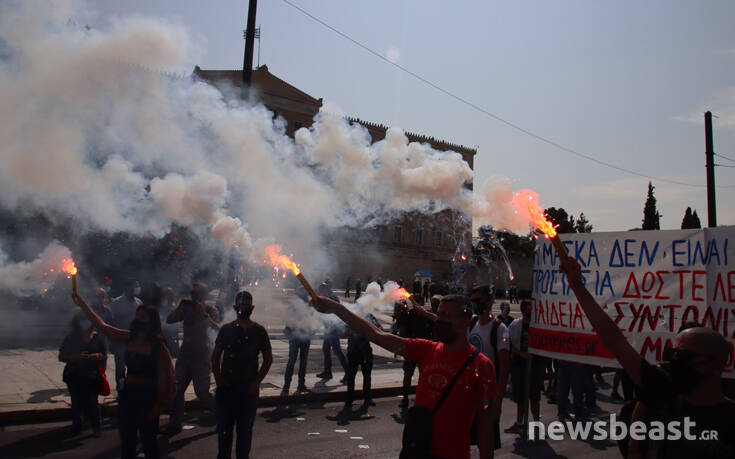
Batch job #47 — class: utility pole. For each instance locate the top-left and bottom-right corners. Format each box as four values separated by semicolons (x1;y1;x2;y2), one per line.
242;0;258;100
705;111;716;227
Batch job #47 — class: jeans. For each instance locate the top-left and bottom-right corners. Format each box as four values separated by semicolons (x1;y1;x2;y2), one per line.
170;355;216;427
345;350;373;405
582;365;597;408
322;334;347;375
68;382;101;431
216;386;259;459
556;361;584;418
114;350;126;391
118;383;159;459
284;338;309;389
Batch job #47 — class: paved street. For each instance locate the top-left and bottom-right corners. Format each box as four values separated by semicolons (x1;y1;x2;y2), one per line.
0;295;626;458
0;392;623;458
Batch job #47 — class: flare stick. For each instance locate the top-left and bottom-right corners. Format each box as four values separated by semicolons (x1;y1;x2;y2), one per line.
550;234;570;263
295;272;318;301
72;274;78;295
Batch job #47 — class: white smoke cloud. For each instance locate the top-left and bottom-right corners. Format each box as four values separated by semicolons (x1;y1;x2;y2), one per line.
0;241;72;296
0;1;537;298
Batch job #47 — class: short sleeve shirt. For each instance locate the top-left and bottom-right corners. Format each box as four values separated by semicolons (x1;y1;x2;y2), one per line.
405;339;498;459
468;317;510;369
636;360;735;459
215;321;271;387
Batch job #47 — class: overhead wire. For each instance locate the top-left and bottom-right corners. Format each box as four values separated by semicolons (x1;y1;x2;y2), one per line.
281;0;735;188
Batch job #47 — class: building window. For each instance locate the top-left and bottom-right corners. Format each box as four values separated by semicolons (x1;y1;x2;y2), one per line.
394;226;403;243
434;230;443;247
416;228;424;245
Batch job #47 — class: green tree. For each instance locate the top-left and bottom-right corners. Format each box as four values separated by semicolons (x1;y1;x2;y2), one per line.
642;182;661;230
575;213;593;233
544;207;576;234
681;207;702;229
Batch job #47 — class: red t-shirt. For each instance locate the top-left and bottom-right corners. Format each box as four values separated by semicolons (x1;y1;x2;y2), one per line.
405;339;498;459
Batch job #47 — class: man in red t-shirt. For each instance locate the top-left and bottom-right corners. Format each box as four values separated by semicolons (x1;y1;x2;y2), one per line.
313;294;499;459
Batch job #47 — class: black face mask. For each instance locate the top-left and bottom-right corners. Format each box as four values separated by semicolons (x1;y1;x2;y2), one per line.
662;348;710;394
434;320;457;343
664;358;708;394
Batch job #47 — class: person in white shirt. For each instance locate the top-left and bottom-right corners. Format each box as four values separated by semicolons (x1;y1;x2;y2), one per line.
468;284;510;450
109;278;142;391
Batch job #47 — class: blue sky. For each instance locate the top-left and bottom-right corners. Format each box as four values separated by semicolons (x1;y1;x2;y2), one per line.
94;0;735;232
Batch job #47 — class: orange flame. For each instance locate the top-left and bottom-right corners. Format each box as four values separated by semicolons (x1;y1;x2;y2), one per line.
264;245;301;275
510;190;557;238
397;288;412;299
61;258;77;276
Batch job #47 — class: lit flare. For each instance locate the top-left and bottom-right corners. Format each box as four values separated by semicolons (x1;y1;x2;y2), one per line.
264;245;317;300
510;190;569;262
61;258;78;294
397;287;418;308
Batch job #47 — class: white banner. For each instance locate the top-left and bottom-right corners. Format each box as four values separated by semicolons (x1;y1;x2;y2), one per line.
530;227;735;378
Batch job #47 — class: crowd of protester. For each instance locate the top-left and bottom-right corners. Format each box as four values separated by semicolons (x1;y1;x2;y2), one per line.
57;262;734;459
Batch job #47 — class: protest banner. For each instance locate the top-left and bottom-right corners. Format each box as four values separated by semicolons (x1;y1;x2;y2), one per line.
530;227;735;377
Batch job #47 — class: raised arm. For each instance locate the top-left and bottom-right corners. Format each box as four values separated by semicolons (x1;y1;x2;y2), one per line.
72;293;129;342
312;296;407;356
166;300;186;324
561;258;643;385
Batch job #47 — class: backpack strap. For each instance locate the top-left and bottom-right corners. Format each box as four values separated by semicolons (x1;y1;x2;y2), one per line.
432;349;480;416
490;318;500;368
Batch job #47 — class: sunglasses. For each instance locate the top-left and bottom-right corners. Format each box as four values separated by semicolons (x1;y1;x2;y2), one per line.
662;347;714;363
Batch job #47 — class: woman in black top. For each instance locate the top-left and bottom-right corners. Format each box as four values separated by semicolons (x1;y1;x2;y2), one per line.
59;313;107;436
73;293;173;459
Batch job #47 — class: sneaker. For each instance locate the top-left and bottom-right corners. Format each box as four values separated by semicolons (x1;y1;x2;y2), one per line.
339;377;346;384
316;371;333;380
280;388;289;396
399;397;409;408
296;385;311;394
504;422;523;433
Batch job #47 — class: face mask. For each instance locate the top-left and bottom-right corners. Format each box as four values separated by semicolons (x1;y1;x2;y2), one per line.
130;319;149;333
132;287;141;296
664;357;707;394
434;320;457;343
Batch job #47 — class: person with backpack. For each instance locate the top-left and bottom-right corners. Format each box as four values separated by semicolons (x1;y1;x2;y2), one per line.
468;284;510;450
212;290;272;459
313;293;499;459
73;293;174;459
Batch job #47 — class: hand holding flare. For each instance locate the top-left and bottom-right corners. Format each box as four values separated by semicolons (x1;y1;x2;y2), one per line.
264;245;318;301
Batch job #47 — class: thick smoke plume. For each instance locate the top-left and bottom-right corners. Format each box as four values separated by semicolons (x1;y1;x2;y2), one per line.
0;1;535;298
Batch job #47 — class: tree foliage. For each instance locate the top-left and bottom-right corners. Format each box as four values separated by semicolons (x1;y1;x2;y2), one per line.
544;207;593;234
642;181;661;230
681;207;702;229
